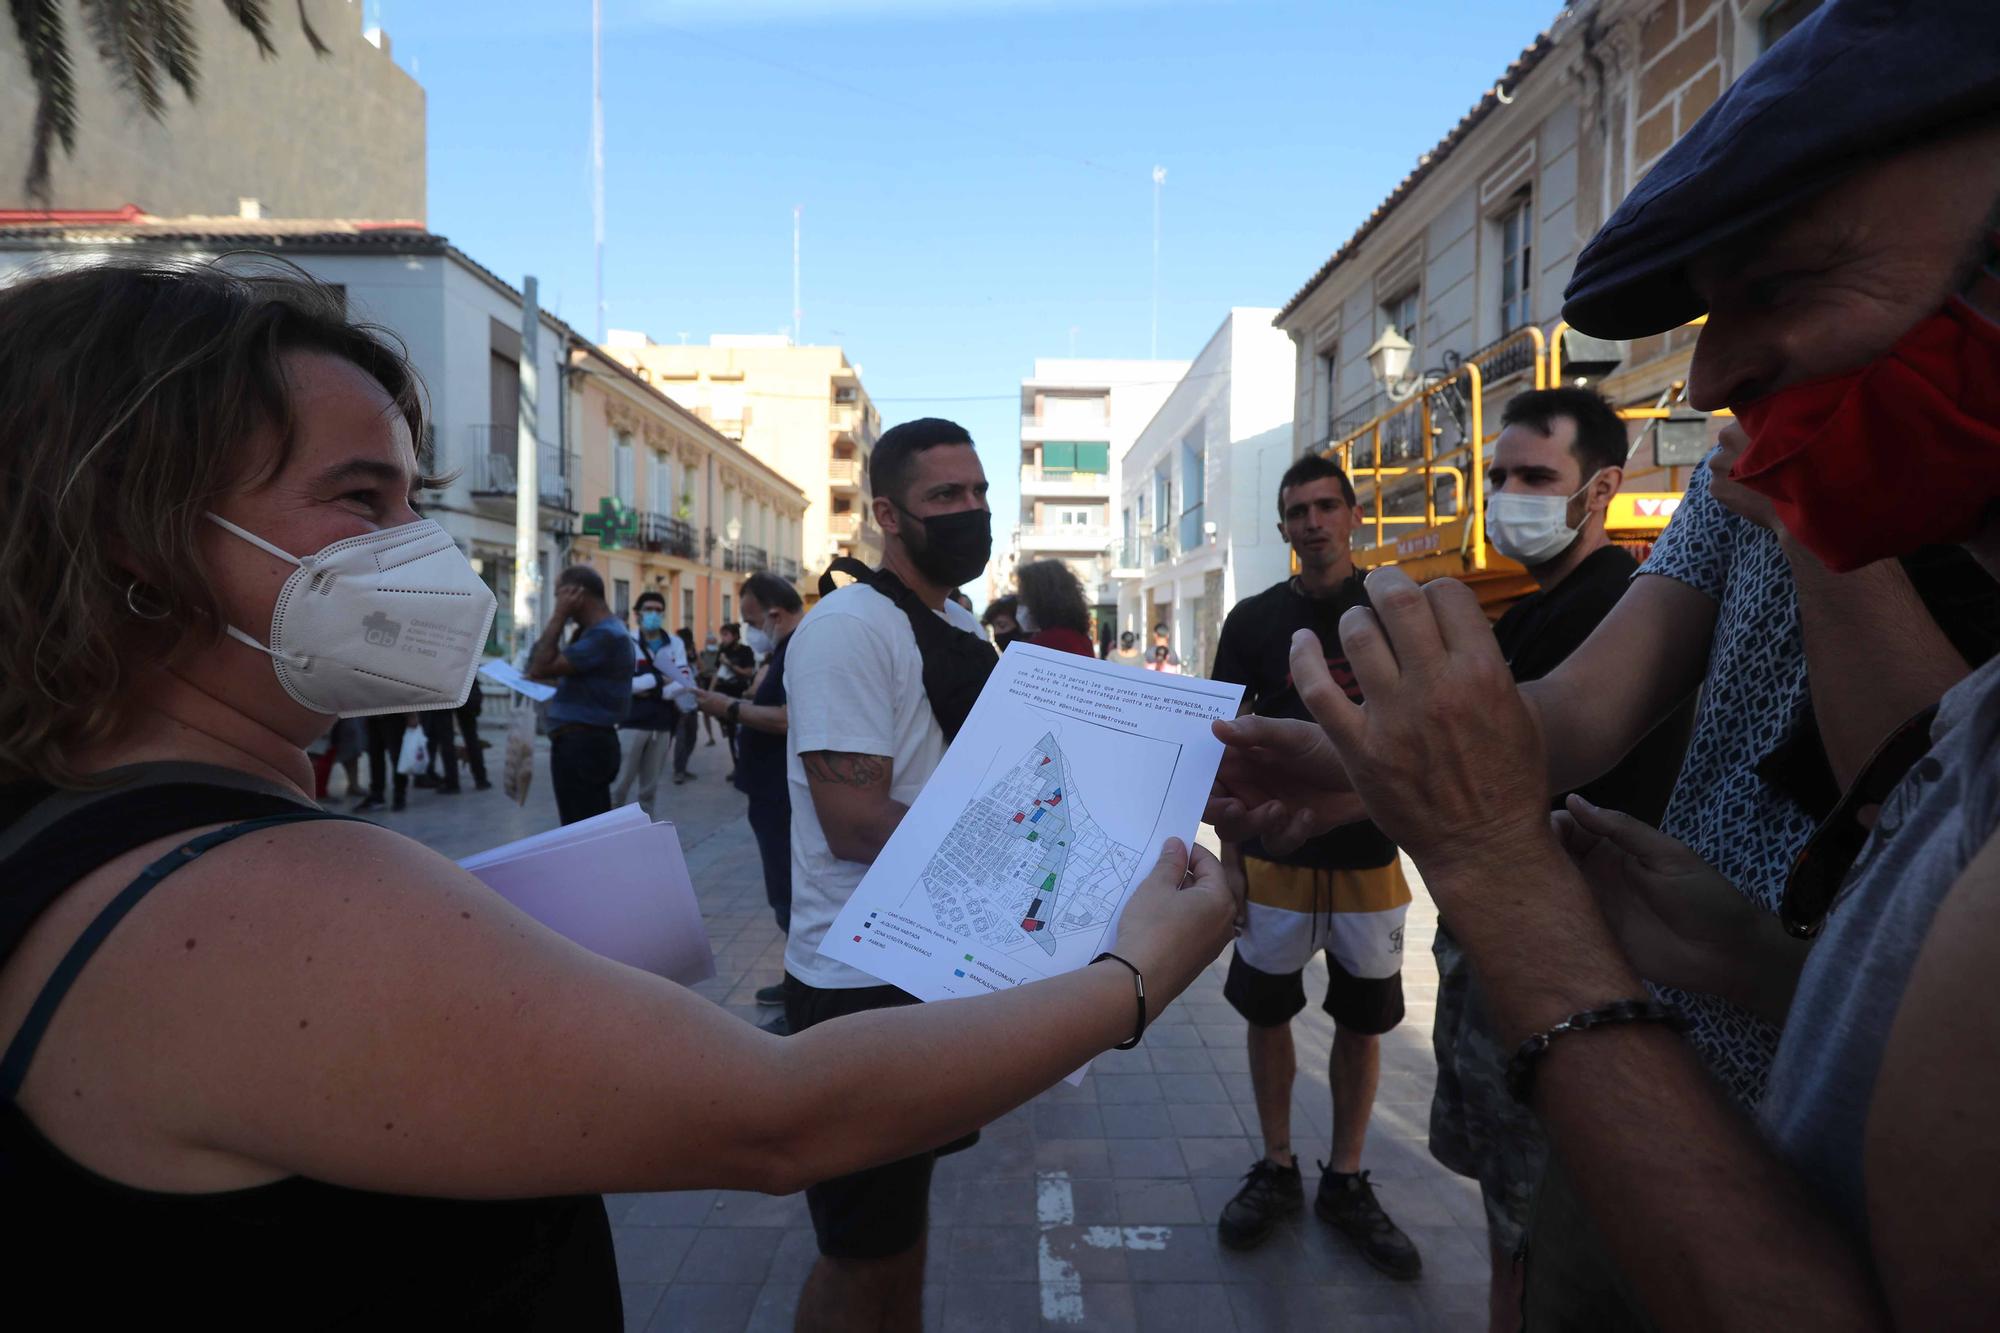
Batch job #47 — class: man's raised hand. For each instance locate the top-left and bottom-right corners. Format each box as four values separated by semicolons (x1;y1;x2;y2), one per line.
1204;714;1365;851
1288;568;1548;877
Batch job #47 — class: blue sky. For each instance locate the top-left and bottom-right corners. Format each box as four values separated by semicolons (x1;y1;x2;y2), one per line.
381;0;1558;542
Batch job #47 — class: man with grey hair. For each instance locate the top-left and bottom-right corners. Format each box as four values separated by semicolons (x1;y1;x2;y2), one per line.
1210;1;2000;1325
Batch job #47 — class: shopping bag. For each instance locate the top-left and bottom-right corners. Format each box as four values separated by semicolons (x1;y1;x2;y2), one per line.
502;696;537;806
396;724;429;777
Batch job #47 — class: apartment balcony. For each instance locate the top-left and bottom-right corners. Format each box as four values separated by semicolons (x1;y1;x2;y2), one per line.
1020;468;1112;499
1177;503;1208;556
1020;412;1110;444
635;512;698;560
723;542;771;573
830;402;875;446
829;511;884;547
1017;523;1115;554
828;456;863;489
1108;537;1144;579
464;427;571;510
777;556;803;581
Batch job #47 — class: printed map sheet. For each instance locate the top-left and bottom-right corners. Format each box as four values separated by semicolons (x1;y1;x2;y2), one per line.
819;642;1242;1005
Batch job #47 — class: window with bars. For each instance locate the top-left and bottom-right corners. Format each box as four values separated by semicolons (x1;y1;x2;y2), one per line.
1498;192;1534;333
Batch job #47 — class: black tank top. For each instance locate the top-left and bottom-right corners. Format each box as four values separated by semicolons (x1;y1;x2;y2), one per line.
0;765;619;1328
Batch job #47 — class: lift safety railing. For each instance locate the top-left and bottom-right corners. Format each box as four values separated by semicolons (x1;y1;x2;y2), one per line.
1312;325;1549;574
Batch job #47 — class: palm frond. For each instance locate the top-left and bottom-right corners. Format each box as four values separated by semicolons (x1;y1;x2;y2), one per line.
84;1;164;116
10;0;80;202
218;0;276;57
12;0;334;201
292;0;326;55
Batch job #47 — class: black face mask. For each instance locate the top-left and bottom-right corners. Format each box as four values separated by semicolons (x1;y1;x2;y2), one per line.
896;504;992;588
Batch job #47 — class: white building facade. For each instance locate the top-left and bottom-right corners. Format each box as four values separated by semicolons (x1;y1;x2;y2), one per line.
1009;358;1186;650
1115;310;1296;675
0;219;578;655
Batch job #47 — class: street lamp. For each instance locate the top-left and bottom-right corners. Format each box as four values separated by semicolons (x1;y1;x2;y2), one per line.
725;516;742;569
1364;325;1415;397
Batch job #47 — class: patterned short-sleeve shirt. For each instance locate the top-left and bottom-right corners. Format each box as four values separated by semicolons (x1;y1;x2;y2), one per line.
1638;459;1824;1104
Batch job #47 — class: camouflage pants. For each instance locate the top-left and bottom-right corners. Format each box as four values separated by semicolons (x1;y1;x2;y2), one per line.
1428;924;1548;1255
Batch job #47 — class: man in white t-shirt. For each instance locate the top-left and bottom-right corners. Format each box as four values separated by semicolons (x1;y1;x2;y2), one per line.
782;417;993;1332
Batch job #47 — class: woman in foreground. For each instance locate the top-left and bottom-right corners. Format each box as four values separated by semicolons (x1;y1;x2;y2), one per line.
0;262;1237;1326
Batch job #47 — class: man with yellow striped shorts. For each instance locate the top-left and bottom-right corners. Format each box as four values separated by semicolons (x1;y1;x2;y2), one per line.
1208;455;1422;1279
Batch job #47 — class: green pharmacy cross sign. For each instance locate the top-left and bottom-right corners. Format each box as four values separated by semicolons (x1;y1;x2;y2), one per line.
582;496;639;550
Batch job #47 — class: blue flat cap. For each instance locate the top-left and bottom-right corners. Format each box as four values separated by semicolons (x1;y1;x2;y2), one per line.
1563;0;2000;339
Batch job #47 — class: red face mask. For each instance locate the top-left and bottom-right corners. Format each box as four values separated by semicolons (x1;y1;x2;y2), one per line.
1731;295;2000;572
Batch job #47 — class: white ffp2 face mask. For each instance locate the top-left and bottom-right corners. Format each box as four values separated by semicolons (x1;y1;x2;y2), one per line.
1485;472;1601;567
742;623;774;656
209;514;498;717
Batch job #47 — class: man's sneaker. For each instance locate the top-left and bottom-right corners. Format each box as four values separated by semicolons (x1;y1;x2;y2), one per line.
1314;1166;1422;1280
1218;1157;1304;1250
758;1012;791;1036
353;795;384;812
754;984;786;1006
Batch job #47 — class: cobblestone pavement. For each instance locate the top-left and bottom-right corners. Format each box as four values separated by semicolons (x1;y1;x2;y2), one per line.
376;719;1489;1332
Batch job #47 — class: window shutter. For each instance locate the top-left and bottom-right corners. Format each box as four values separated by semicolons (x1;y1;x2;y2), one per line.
1075;442;1110;474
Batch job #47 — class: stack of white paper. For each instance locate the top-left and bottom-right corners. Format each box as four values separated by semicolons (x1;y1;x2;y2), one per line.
459;805;716;985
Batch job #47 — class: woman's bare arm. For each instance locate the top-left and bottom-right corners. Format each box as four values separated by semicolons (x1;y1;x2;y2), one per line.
15;821;1231;1201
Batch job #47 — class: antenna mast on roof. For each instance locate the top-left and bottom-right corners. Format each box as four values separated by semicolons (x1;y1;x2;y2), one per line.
592;0;606;342
1151;165;1166;359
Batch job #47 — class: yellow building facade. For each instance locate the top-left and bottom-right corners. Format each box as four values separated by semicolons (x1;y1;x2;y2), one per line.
602;333;883;589
566;342;808;637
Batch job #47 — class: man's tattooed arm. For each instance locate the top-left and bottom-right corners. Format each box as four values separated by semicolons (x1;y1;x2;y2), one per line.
802;751;889;787
800;750;907;863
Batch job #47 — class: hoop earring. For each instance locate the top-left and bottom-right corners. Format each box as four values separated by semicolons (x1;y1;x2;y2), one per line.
125;580;172;621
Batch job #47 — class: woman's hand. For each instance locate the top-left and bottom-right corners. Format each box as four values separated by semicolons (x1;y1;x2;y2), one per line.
1552;794;1809;1024
1111;837;1240;1017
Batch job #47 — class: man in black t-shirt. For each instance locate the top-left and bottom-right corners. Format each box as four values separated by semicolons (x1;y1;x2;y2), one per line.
1433;388;1693;1331
1207;455;1421;1279
696;573;808;1036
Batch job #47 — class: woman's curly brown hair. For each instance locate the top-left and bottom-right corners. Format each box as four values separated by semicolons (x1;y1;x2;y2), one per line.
0;258;427;788
1013;558;1092;637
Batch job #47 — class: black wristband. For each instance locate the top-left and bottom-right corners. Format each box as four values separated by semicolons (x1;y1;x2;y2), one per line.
1090;952;1147;1050
1506;999;1683;1104
727;701;742;725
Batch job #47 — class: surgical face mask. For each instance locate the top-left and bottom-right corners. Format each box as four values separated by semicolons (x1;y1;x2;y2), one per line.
209;514;497;717
1485;472;1601;566
639;609;664;633
896;503;992;588
743;623;774;656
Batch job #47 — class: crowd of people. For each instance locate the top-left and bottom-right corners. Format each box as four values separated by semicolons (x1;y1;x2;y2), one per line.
2;3;1998;1329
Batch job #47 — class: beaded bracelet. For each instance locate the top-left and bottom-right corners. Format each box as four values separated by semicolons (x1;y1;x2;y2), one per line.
1505;999;1684;1103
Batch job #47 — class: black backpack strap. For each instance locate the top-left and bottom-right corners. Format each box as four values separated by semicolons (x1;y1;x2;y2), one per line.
0;809;362;1100
817;555;876;598
817;558;998;742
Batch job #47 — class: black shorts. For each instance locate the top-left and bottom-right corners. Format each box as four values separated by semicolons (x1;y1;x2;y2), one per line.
1223;948;1405;1036
783;975;937;1260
